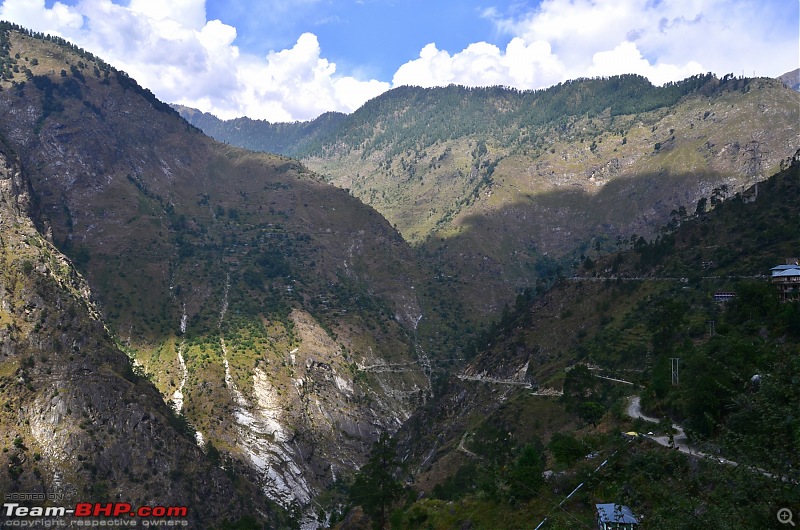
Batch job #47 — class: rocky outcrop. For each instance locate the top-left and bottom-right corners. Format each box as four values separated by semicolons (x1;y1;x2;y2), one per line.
0;142;284;526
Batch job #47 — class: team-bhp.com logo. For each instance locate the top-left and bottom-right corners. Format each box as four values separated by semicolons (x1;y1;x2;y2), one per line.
3;502;189;526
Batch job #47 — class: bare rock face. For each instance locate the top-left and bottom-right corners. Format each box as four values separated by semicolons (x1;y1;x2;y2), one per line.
0;149;31;217
0;143;283;526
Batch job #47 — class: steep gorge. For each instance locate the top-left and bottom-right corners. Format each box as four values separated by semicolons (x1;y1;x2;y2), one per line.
0;22;797;528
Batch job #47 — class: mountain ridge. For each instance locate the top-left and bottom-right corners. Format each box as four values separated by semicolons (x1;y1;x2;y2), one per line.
179;73;799;323
779;67;800;91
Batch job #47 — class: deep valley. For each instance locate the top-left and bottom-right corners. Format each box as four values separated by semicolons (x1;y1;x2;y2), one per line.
0;22;797;530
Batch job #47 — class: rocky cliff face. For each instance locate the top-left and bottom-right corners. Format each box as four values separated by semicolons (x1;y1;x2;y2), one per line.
0;25;429;523
0;142;287;525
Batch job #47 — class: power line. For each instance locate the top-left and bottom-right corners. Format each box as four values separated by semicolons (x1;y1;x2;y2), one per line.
533;451;618;529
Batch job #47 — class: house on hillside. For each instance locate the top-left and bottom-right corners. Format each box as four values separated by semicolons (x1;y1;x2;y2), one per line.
771;260;800;302
596;504;640;529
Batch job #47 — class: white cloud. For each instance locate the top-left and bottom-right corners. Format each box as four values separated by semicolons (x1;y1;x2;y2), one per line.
390;0;711;89
587;41;704;86
333;76;390;113
0;0;388;121
392;38;564;89
0;0;83;32
394;0;798;91
128;0;207;30
234;32;389;121
0;0;795;122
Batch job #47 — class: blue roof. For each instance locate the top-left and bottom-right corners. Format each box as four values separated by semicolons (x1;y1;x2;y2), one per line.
773;269;800;277
596;504;639;524
772;265;800;271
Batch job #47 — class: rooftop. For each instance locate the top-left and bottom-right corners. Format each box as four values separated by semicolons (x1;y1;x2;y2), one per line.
772;268;800;278
596;503;639;525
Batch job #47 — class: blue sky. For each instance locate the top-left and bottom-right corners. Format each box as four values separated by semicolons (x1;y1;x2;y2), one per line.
205;0;511;81
5;0;799;121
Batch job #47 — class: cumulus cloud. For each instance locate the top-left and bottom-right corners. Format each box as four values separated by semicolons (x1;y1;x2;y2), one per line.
393;0;798;91
0;0;83;31
0;0;795;121
234;32;389;121
0;0;388;121
393;38;564;89
586;41;704;86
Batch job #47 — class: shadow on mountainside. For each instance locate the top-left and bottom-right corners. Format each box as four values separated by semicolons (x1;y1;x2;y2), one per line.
419;167;769;318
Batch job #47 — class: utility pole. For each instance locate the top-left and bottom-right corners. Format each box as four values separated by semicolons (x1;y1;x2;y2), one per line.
671;357;680;386
744;141;768;178
708;320;716;337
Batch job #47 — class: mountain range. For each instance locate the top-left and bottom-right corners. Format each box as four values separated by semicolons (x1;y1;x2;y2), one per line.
0;21;797;529
178;72;799;321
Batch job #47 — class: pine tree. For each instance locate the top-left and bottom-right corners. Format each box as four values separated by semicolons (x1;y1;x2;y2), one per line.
349;432;404;530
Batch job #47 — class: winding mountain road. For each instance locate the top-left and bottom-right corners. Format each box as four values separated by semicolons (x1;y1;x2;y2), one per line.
627;396;715;460
626;396;797;482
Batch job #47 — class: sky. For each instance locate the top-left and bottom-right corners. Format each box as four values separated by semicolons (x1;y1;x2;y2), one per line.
0;0;797;122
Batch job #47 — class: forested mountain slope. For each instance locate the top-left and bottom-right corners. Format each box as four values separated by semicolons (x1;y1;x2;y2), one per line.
180;75;800;321
384;155;800;530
